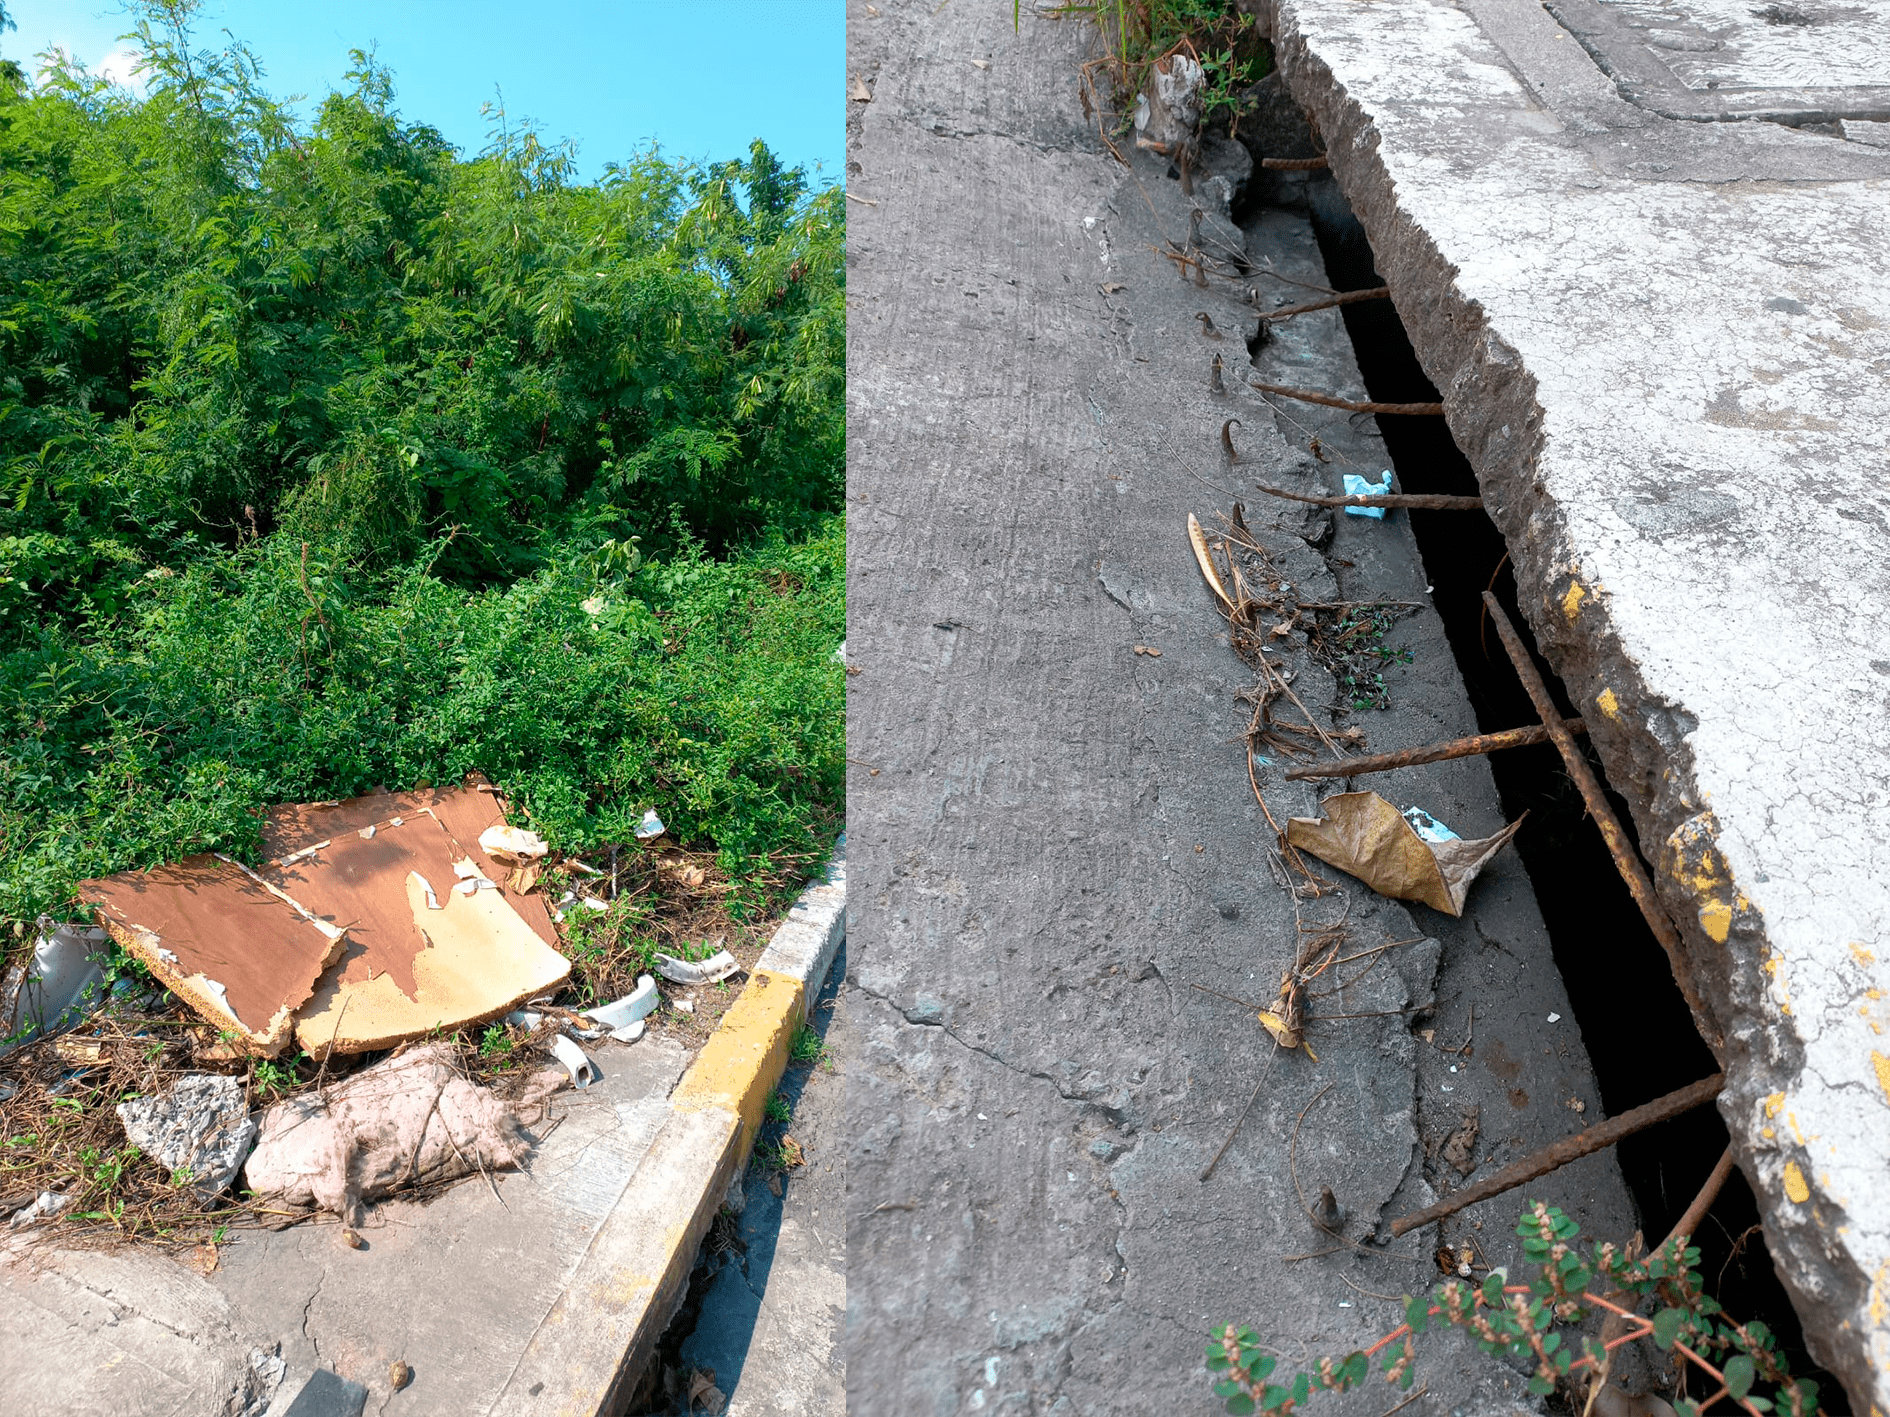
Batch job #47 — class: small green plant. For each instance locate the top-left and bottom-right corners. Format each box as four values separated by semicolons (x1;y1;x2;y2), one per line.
1206;1203;1819;1416
764;1090;792;1124
789;1023;829;1066
477;1024;515;1058
251;1054;305;1101
1311;605;1415;711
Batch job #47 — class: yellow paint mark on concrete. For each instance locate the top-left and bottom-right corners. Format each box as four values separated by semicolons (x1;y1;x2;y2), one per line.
1787;1111;1808;1145
1854;942;1877;967
1762;956;1779;977
1764;1091;1785;1118
1868;987;1884;1001
1873;1052;1890;1106
1871;1262;1889;1329
1596;687;1620;719
1698;899;1732;943
671;968;806;1148
1762;1127;1775;1140
1561;581;1585;621
1783;1161;1810;1204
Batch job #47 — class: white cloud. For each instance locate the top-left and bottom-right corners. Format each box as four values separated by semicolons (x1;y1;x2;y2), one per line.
94;44;148;95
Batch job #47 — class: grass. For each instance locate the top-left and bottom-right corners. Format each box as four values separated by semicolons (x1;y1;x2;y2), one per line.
1307;605;1418;712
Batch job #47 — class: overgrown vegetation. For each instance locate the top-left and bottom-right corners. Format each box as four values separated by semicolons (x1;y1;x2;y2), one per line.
1050;0;1270;136
0;0;844;924
1206;1203;1821;1416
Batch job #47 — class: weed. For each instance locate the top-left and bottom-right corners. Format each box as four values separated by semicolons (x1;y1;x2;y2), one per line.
1308;605;1416;712
477;1025;514;1059
764;1090;792;1124
1206;1202;1819;1416
1054;0;1270;137
789;1023;829;1067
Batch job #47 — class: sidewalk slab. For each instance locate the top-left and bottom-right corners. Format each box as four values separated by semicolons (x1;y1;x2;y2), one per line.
1265;1;1890;1403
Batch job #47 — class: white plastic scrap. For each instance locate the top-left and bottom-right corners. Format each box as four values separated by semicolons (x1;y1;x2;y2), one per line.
1401;806;1461;845
0;920;111;1058
580;896;609;913
549;1034;598;1088
832;641;847;665
582;974;660;1041
411;871;443;910
478;824;549;863
1342;470;1394;519
8;1191;70;1228
654;949;741;986
634;808;666;842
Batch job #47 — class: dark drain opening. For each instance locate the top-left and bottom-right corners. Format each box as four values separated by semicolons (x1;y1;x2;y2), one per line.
1290;178;1827;1385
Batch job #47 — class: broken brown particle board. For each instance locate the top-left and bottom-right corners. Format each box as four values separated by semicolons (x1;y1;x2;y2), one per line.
267;811;570;1056
260;775;560;947
77;856;347;1056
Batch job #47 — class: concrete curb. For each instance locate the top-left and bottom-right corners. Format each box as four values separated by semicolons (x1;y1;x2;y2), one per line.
496;836;846;1417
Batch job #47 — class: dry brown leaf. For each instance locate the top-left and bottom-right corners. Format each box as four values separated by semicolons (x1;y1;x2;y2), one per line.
1285;792;1522;917
971;59;990;70
849;77;872;102
187;1243;219;1277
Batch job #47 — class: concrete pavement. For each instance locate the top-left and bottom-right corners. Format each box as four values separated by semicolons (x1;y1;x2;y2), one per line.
1265;2;1890;1403
843;3;1644;1411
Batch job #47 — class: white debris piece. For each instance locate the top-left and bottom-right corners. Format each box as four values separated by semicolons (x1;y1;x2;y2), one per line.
654;949;741;986
478;824;549;863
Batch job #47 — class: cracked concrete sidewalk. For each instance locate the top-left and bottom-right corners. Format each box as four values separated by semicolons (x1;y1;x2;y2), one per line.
844;3;1644;1413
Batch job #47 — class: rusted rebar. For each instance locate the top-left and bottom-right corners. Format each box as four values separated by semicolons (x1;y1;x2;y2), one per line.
1253;484;1483;512
1284;719;1588;781
1248;380;1444;416
1261;155;1329;170
1260;286;1391;321
1481;593;1714;1037
1388;1073;1725;1237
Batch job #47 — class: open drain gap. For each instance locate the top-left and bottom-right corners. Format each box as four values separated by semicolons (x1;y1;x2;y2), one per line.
1282;174;1827;1385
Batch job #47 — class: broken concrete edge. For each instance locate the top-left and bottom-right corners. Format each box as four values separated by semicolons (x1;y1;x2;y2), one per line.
1263;3;1878;1401
490;834;845;1417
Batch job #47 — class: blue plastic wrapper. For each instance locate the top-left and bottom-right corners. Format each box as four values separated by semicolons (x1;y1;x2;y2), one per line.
1402;805;1460;843
1342;470;1393;518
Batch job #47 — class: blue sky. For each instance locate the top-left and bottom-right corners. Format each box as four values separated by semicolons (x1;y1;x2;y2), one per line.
2;1;842;185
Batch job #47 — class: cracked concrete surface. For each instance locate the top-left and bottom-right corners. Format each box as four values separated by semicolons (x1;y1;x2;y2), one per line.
845;3;1643;1412
211;1035;687;1416
1263;1;1890;1406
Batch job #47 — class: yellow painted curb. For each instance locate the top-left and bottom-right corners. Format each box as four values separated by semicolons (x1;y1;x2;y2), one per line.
669;968;806;1153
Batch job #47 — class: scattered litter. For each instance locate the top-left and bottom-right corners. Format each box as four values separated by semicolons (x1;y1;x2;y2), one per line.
688;1370;728;1415
478;824;548;863
414;871;444;910
849;76;872;102
245;1043;533;1226
8;1191;70;1228
548;1034;598;1088
580;896;610;913
1285;792;1523;917
1547;1011;1562;1023
582;975;660;1040
654;947;741;986
832;641;847;665
1341;471;1393;518
634;808;667;842
453;875;500;896
0;920;109;1058
116;1073;256;1203
1132;644;1163;657
1567;1096;1587;1114
565;859;605;878
674;998;695;1014
359;824;375;840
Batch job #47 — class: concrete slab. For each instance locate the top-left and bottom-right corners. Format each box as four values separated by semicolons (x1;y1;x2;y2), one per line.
1265;0;1890;1404
213;1035;690;1416
845;2;1641;1411
0;1239;283;1417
